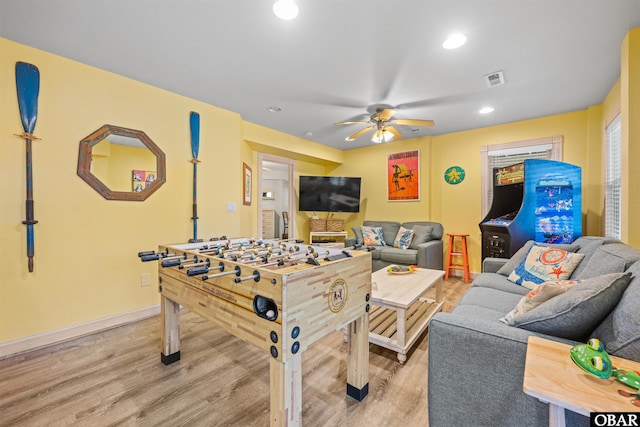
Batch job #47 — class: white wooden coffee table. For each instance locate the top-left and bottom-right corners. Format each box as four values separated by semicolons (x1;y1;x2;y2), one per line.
369;267;445;363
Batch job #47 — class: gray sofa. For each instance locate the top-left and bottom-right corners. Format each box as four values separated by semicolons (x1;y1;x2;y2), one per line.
344;220;443;272
428;236;640;427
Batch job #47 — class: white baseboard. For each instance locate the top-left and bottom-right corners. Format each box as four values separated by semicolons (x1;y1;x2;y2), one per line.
0;304;160;360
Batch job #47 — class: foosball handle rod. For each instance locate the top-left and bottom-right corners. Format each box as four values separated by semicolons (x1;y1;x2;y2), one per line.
187;261;223;277
235;270;261;283
202;265;241;281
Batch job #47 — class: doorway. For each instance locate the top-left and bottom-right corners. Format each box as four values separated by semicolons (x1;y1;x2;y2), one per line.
257;154;296;241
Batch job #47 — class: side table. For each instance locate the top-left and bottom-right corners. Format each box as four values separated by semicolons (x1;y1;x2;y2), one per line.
309;231;348;244
523;336;640;427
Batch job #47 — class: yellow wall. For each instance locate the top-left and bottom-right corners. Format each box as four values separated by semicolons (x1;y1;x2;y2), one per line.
584;103;604;237
331;137;432;227
621;28;640;247
333;112;590;273
0;38;244;342
0;38;338;344
2;26;639;348
330;26;639;271
242;120;346;240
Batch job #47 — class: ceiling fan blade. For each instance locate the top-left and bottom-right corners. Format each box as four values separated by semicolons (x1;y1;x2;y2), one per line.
386;126;403;140
346;126;374;141
394;119;435;127
335;120;370;125
378;108;396;121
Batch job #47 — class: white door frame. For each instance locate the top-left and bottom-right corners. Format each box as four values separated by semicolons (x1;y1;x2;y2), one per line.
257;153;296;240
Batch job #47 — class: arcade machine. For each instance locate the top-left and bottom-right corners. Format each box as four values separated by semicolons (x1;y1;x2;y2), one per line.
479;159;582;261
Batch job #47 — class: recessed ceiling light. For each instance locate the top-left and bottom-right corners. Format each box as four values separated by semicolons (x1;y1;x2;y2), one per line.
273;0;298;20
267;106;282;113
479;106;495;114
443;33;467;50
304;131;313;137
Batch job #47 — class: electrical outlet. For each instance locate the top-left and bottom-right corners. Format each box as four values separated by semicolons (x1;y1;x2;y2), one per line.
140;273;151;287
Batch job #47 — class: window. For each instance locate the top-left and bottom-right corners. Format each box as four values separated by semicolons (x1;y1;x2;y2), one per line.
604;114;622;239
481;136;563;216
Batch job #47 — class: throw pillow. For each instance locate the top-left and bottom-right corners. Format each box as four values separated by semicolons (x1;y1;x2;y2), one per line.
409;225;434;249
507;244;584;289
504;272;632;341
591;261;640;359
393;226;415;249
574;243;640;280
362;226;386;246
500;280;582;324
496;241;579;277
352;226;364;246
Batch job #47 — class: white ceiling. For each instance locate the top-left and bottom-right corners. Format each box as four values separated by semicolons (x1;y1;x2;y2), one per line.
2;0;639;150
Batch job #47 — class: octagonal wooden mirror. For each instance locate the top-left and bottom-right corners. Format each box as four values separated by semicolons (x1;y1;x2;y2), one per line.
77;125;166;201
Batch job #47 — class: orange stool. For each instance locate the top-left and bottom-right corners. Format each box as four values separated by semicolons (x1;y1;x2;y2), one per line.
445;233;470;283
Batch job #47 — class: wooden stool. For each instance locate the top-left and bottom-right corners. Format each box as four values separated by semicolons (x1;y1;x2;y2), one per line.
445;233;470;283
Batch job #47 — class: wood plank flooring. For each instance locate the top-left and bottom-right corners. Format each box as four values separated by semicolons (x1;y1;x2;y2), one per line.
0;277;469;427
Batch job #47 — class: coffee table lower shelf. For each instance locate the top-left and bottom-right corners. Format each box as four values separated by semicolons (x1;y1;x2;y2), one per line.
368;297;443;363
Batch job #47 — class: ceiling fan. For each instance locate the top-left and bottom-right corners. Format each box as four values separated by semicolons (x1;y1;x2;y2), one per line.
336;108;434;143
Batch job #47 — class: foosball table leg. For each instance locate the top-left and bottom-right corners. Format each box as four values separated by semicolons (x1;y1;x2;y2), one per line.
160;295;181;365
269;354;302;427
346;313;369;401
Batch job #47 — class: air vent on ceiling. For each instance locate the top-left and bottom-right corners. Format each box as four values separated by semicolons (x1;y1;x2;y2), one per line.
484;70;505;88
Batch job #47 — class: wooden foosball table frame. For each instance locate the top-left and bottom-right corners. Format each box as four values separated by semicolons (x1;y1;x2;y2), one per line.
143;239;371;426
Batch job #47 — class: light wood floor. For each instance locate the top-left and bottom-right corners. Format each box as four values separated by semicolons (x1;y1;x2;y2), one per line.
0;277;469;427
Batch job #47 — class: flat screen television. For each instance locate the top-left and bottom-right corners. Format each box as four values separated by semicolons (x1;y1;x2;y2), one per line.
298;176;361;213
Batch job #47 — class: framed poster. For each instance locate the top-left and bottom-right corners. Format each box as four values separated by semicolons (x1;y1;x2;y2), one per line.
243;162;252;206
132;170;156;192
387;150;420;201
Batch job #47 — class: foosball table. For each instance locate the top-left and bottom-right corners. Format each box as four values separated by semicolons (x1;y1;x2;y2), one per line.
139;238;371;426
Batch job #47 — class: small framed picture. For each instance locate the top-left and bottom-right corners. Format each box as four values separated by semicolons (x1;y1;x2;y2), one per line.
243;162;252;206
132;170;156;192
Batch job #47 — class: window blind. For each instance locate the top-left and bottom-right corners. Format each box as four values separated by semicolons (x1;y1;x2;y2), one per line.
605;114;622;240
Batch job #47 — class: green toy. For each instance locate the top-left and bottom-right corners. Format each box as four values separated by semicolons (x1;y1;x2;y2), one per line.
570;338;640;407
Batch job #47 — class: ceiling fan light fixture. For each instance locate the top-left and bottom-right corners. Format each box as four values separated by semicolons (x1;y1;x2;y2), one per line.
443;33;467;50
372;130;384;143
338;108;432;143
273;0;298;20
371;129;394;143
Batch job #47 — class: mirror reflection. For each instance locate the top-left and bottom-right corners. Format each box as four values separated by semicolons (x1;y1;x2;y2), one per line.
77;125;166;201
91;135;157;192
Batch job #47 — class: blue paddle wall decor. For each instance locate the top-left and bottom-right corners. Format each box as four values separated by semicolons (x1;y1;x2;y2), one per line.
15;61;41;272
189;111;202;242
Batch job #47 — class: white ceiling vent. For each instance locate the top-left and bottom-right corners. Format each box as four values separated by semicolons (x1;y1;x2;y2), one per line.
484;70;505;88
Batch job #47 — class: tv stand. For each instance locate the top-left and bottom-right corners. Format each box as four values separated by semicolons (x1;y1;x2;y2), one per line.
309;231;348;245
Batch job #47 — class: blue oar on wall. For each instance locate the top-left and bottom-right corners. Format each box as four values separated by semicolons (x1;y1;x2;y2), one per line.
15;62;40;273
189;111;203;243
